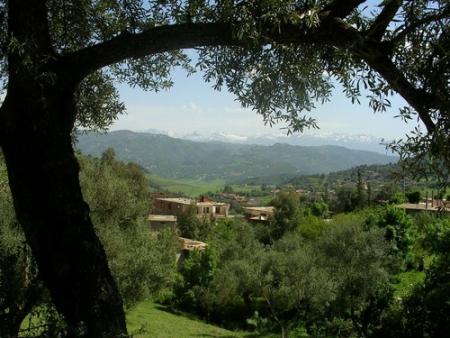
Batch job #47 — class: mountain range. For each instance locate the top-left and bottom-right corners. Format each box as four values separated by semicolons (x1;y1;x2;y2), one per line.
76;130;397;181
143;129;391;153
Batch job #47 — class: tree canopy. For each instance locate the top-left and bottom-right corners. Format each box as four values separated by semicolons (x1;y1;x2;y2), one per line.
1;1;449;161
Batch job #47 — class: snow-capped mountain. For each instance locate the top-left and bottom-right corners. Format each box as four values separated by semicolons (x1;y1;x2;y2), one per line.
139;128;391;154
183;132;390;153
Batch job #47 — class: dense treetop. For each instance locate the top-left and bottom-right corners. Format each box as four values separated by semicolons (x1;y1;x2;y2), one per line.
1;1;449;157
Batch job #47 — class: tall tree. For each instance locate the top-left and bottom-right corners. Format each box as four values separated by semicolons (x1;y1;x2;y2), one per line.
0;1;449;336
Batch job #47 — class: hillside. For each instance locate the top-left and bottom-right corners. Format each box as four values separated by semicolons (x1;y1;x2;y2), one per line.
287;163;402;190
126;301;262;338
76;130;397;181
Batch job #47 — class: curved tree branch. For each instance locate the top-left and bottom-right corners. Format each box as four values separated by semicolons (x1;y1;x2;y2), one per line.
322;0;367;19
57;20;358;80
56;8;438;136
59;23;236;80
328;18;438;133
359;45;437;133
366;0;403;41
390;7;450;45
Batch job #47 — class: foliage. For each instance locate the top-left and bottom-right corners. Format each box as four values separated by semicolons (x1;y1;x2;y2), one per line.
79;150;178;307
333;186;360;213
79;149;149;228
405;190;422;204
260;237;336;337
77;131;395;181
309;201;329;218
388;191;406;205
366;206;416;260
223;185;234;194
269;191;303;241
316;216;396;337
169;213;396;337
173;248;218;316
376;217;450;338
1;150;178;336
296;214;328;240
2;1;450;334
177;205;211;241
0;154;42;337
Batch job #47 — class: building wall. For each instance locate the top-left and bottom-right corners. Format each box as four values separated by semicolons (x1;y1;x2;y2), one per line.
149;220;177;231
196;204;229;219
153;200;190;216
154;198;230;219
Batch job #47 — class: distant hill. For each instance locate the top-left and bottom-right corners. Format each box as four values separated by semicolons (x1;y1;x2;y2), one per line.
179;131;389;153
287;163;401;190
76;130;397;181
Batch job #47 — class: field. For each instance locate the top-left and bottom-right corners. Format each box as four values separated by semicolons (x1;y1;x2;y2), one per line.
147;174;270;202
126;301;266;338
19;301;265;338
148;174;225;197
393;271;425;299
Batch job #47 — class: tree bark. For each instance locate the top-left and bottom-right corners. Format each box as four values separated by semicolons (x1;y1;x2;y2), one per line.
0;79;128;337
1;1;128;336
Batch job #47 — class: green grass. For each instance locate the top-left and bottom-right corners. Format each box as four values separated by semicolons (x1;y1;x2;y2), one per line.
146;174;275;205
20;301;265;338
126;301;263;338
256;195;274;205
229;184;261;193
148;174;225;197
393;271;425;299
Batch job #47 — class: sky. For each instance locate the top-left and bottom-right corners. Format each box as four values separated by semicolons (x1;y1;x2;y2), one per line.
112;63;417;141
108;0;424;141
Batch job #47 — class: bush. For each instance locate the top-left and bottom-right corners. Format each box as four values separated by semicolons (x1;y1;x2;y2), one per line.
406;191;422;204
366;206;416;260
310;201;329;218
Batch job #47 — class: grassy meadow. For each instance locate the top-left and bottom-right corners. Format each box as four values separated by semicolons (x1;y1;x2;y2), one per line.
126;301;267;338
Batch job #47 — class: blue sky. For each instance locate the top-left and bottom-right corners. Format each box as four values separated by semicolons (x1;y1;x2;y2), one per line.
0;1;415;141
112;63;418;140
112;0;420;140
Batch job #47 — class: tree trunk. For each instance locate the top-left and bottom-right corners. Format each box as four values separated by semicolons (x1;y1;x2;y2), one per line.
0;79;128;337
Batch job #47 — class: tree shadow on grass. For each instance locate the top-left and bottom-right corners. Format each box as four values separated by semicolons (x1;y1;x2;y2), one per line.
153;304;200;321
153;304;269;338
194;334;265;338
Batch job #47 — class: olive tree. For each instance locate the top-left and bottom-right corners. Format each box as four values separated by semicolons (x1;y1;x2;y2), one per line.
0;1;448;336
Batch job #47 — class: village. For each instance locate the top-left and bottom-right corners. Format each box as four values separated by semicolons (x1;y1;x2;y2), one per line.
147;188;450;261
148;192;276;256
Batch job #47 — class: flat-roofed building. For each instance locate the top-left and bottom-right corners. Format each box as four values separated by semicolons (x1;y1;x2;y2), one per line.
148;214;177;231
196;201;229;219
152;196;230;220
177;237;208;266
178;237;208;251
153;197;194;216
243;206;275;222
398;202;450;214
